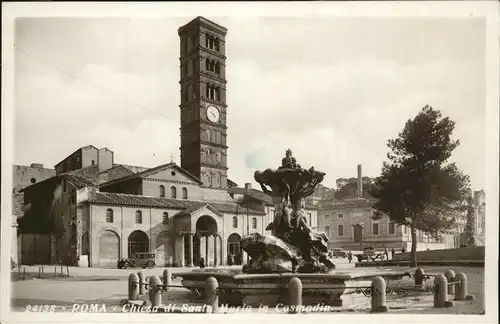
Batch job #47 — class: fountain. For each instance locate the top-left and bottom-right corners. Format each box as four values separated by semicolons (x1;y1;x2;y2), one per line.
175;150;408;307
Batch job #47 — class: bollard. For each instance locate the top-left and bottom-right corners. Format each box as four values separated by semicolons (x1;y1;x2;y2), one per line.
138;271;146;295
128;273;140;300
371;276;389;313
414;267;425;287
433;274;454;308
444;269;455;295
23;268;26;280
60;265;63;274
54;267;57;279
163;269;172;292
454;272;475;301
205;277;219;313
288;277;303;314
149;275;162;307
38;267;41;278
66;266;70;277
42;264;44;274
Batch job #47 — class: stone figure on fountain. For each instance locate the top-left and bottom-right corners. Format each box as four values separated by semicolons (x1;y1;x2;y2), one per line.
241;149;335;274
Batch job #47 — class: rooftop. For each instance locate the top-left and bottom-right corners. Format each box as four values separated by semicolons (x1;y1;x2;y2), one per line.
88;192;266;215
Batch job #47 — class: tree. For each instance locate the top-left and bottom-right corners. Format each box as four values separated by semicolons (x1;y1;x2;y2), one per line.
369;106;470;267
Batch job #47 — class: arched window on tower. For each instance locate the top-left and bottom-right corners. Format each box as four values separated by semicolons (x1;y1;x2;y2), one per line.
209;36;214;50
159;185;165;198
205;58;210;71
215;62;221;74
187;84;193;101
205;83;210;98
106;209;114;223
252;217;257;229
181;187;188;199
210;60;215;72
215;38;220;52
232;216;238;228
170;186;177;199
210;85;216;100
205;34;209;47
215;86;220;102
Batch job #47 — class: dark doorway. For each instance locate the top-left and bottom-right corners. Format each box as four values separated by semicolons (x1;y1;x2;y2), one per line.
227;233;242;264
353;225;363;243
128;230;149;257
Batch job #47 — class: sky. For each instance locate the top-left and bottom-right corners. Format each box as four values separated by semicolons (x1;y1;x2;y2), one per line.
13;16;487;190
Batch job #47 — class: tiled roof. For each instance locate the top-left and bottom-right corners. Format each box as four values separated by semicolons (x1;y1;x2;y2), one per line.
320;198;377;210
228;187;273;204
61;165;134;188
88;192;266;215
100;162;203;187
227;187;319;210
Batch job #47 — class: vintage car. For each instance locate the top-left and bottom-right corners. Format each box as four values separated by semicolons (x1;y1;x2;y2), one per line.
332;248;347;258
117;252;156;269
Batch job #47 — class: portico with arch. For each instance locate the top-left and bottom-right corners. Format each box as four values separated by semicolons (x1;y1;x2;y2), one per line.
174;204;225;267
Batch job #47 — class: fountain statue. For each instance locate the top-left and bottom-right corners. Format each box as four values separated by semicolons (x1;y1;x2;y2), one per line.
173;149;408;308
241;149;336;273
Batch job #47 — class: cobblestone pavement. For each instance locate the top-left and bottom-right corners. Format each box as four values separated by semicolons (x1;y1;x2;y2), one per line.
10;263;484;314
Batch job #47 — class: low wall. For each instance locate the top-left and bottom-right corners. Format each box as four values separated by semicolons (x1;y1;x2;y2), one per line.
393;246;484;262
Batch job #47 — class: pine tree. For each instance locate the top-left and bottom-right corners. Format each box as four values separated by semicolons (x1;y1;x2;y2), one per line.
369;106;470;267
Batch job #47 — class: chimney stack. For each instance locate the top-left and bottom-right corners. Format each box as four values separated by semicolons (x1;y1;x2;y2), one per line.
357;164;363;197
244;183;252;190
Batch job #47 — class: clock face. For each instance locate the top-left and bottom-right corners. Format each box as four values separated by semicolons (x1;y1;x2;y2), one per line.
206;105;220;123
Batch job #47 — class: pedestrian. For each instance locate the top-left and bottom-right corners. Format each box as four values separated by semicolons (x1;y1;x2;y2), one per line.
384;248;389;260
347;251;352;263
401;247;406;253
391;248;395;260
199;257;205;269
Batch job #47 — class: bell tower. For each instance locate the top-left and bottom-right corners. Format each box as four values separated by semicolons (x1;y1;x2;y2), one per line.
178;17;228;188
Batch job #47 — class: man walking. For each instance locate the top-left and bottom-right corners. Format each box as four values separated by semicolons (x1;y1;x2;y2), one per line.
391;248;395;260
347;251;352;263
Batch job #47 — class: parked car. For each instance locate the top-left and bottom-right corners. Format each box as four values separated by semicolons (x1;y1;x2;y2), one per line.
332;248;347;258
117;252;156;269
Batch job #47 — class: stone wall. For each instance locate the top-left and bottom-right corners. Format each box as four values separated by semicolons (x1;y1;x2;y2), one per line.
12;164;56;216
394;246;485;261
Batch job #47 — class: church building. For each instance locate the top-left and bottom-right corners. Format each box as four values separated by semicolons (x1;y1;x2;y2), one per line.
17;17;318;268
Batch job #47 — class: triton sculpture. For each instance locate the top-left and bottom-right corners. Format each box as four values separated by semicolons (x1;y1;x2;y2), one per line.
241;149;335;273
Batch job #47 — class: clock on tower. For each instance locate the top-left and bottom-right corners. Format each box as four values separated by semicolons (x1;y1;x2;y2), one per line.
178;17;228;188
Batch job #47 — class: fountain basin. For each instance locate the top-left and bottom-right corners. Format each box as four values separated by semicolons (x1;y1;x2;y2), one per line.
174;268;410;307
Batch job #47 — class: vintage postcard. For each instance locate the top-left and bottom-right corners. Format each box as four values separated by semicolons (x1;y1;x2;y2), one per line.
1;1;499;324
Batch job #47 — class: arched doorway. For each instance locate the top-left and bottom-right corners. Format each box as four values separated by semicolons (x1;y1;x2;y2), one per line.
227;233;242;265
155;231;172;266
353;225;363;243
194;216;218;266
99;230;120;268
128;230;149;257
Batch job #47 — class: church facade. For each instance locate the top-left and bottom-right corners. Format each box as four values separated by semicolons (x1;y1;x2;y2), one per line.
17;17;319;268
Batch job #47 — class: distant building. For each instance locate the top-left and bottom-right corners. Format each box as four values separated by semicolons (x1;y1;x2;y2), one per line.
11;164;56;263
456;190;486;246
318;165;456;251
